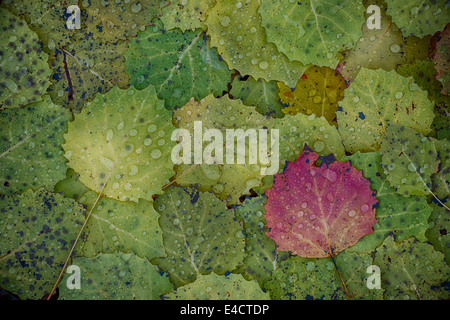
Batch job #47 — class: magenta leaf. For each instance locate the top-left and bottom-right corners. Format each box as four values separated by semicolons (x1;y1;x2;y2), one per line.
265;147;378;258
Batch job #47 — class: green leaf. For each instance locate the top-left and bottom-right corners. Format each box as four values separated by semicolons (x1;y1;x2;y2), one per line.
426;202;450;264
1;0;77;51
125;20;232;110
344;152;432;254
0;189;85;300
162;272;270;300
0;96;71;195
205;0;306;87
55;168;166;260
385;0;449;37
265;251;383;300
230;76;284;118
48;33;130;113
380;123;439;197
83;0;162;42
431;139;449;199
337;1;407;82
259;0;365;68
77;192;165;259
63;85;176;202
337;68;435;153
59;252;174;300
234;196;289;287
276;113;345;168
152;187;245;288
172;94;276;205
161;0;215;32
0;8;51;108
374;236;450;299
278;66;347;125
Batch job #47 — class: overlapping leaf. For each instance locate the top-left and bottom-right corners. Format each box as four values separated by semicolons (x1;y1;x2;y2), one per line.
433;24;449;95
83;0;162;42
337;68;434;153
265;251;383;300
344;152;432;253
374;236;449;300
152;187;245;288
126;19;232;110
63;85;176;202
265;148;378;258
161;0;215;31
205;0;306;87
0;8;52;109
230;76;284;118
259;0;365;68
385;0;448;37
172;94;276;205
278;66;347;124
59;252;173;300
380;123;439;197
48;33;129;112
0;189;85;300
162;272;270;300
0;96;71;195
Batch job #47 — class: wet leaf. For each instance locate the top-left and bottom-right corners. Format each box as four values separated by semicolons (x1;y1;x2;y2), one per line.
126;19;232;110
278;66;347;125
0;8;51;109
265;147;378;258
59;251;173;300
0;96;71;195
259;0;365;68
205;0;306;87
162;272;270;300
337;68;434;153
0;189;85;300
152;187;245;288
63;85;176;202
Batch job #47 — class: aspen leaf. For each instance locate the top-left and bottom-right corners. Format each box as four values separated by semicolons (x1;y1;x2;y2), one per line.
265;147;378;258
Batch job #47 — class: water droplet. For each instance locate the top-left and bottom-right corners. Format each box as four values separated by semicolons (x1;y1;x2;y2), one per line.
112;182;120;189
259;61;269;69
395;91;403;99
323;168;337;183
313;96;322;104
129;129;138;136
236;1;242;8
250;27;257;33
106;129;114;141
306;262;315;271
361;204;369;212
131;2;142;13
390;44;401;53
301;202;308;209
219;16;231;27
173;218;180;225
150;149;162;159
29;142;35;149
326;192;334;202
348;210;356;217
117;121;124;130
147;124;157;133
128;165;139;176
313;140;325;152
144;138;152;146
407;162;417;172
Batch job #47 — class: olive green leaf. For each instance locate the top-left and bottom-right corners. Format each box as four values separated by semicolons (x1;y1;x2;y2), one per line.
205;0;306;87
265;251;383;300
162;272;270;300
337;68;434;153
0;189;85;300
0;96;71;195
259;0;365;68
59;251;174;300
344;152;432;254
0;8;51;109
380;123;439;197
374;236;450;300
152;187;245;288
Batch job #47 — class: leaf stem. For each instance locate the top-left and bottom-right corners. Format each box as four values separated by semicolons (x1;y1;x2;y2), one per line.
328;247;352;300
